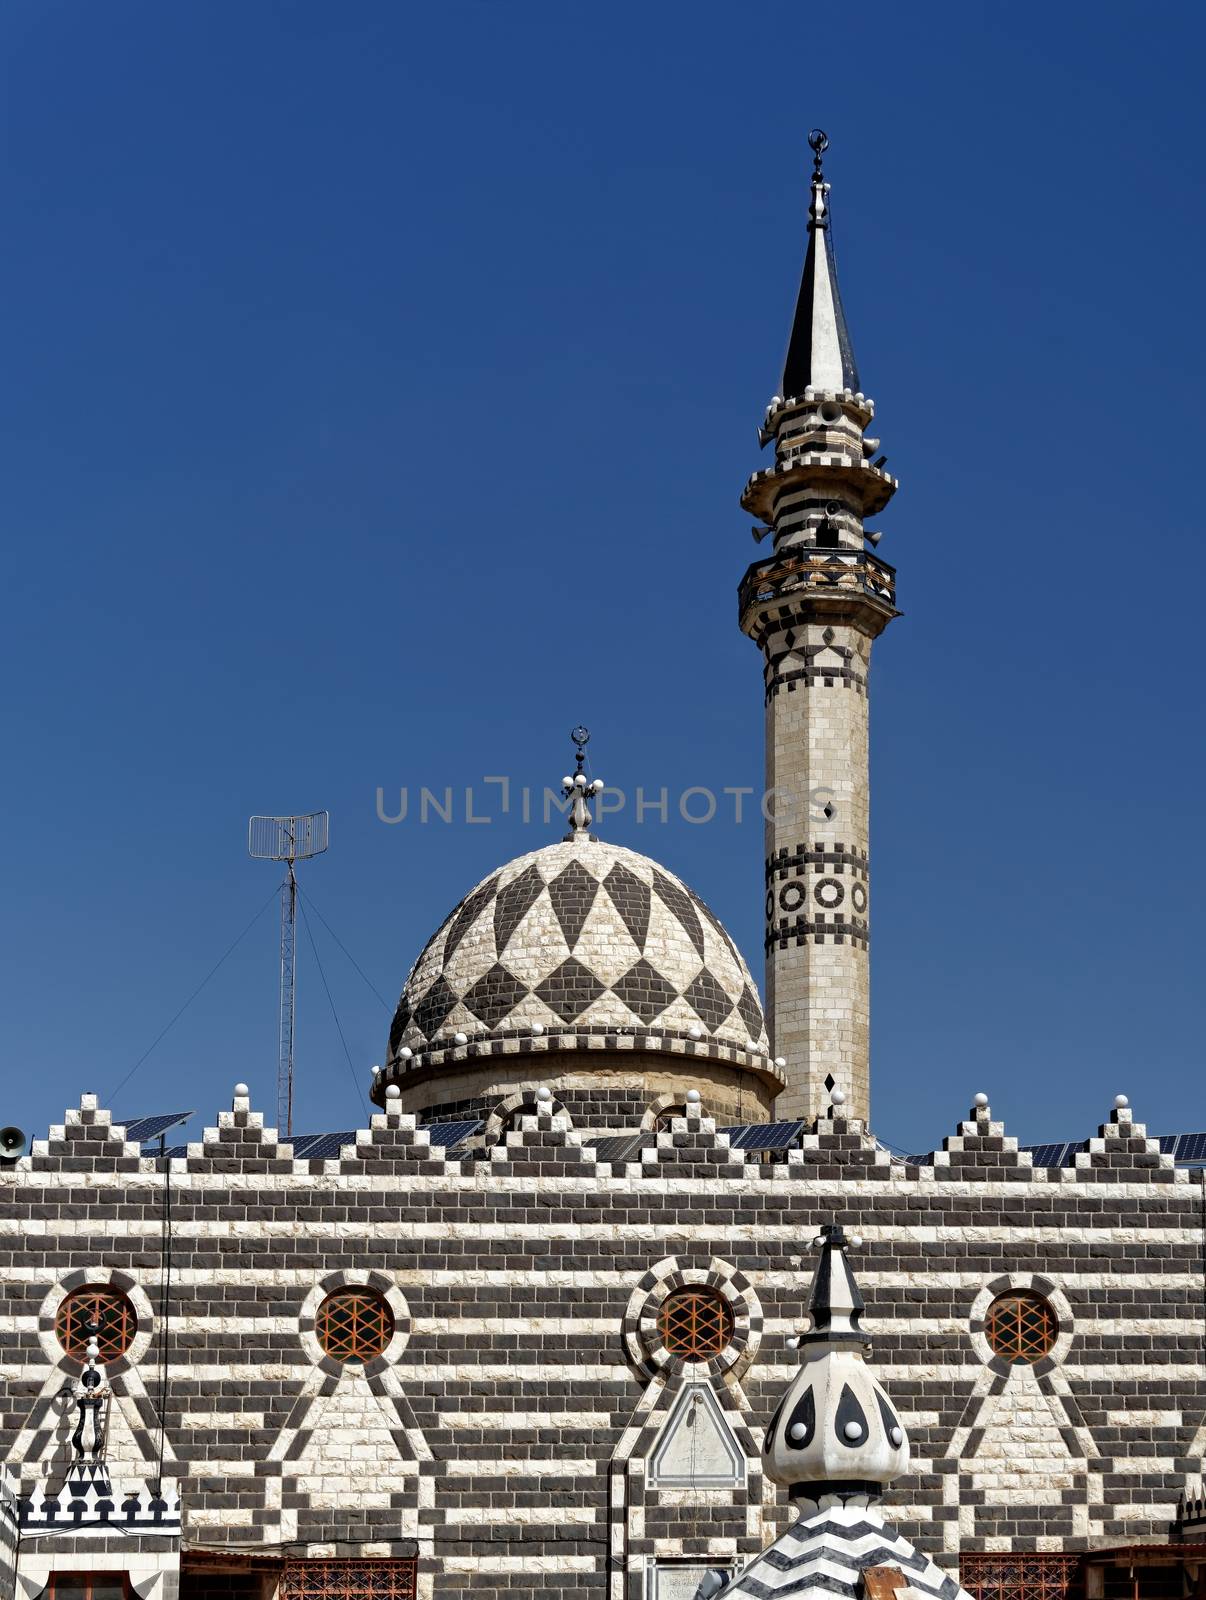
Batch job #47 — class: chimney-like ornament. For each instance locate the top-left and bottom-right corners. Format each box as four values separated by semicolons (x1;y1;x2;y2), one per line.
70;1315;111;1461
763;1224;908;1505
562;726;605;841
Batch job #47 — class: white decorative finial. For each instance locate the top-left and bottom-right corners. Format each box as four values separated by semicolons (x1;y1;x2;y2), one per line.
1114;1094;1130;1109
774;1055;787;1069
234;1083;249;1098
563;727;601;839
688;1023;703;1040
686;1088;701;1104
371;1064;381;1077
385;1084;401;1101
453;1031;468;1046
530;1022;544;1036
399;1046;413;1060
536;1086;552;1102
973;1092;989;1108
763;1220;909;1497
830;1087;846;1107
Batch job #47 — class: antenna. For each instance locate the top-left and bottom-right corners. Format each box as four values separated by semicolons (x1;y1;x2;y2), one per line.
248;811;329;1136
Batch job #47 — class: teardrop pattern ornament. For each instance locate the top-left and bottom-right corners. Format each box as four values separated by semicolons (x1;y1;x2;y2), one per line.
835;1382;868;1447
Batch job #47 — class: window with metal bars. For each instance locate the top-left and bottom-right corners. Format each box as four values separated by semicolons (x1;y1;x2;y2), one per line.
281;1561;416;1600
315;1288;394;1363
984;1291;1058;1363
46;1576;130;1600
55;1288;138;1362
961;1553;1084;1600
657;1287;734;1360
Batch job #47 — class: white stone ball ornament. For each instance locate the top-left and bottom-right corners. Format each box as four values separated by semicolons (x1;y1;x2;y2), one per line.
234;1083;249;1098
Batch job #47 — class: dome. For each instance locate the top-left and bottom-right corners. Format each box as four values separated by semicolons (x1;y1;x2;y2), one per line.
388;836;769;1061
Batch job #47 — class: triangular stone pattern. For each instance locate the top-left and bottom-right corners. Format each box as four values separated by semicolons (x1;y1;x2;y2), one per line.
287;1368;417;1512
969;1367;1078;1503
648;1383;746;1489
390;838;769;1054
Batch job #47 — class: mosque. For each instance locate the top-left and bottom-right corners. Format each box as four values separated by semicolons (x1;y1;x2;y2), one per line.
3;133;1205;1600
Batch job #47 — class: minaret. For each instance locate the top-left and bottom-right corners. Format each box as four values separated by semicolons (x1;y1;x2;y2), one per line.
739;131;899;1124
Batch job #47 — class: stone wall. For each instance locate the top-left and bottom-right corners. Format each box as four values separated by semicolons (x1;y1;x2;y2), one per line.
1;1091;1203;1600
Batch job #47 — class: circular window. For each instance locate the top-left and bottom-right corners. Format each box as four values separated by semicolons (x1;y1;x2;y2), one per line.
657;1287;734;1360
985;1291;1057;1363
316;1288;394;1363
55;1288;137;1362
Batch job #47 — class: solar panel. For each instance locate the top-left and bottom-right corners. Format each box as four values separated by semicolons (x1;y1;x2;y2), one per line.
426;1119;483;1147
1022;1141;1075;1168
720;1121;806;1151
1172;1131;1206;1162
591;1132;652;1163
291;1131;358;1159
118;1112;196;1145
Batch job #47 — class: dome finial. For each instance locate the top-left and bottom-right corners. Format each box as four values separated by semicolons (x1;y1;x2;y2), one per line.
562;725;604;840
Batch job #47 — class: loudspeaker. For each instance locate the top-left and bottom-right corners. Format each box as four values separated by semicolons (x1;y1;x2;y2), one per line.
0;1126;28;1161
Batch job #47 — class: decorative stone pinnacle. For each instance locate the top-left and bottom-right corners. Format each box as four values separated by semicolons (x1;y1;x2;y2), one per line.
802;1223;868;1346
71;1314;110;1461
563;725;605;839
763;1218;908;1496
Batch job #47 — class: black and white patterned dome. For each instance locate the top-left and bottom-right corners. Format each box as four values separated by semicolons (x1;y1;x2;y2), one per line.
388;838;768;1058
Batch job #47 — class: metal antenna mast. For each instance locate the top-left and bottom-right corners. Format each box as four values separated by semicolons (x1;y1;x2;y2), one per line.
248;811;329;1136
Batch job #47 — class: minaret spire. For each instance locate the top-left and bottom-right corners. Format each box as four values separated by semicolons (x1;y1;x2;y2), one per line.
782;131;860;398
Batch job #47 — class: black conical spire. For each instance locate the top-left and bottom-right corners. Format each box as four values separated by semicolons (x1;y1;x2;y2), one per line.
781;131;860;397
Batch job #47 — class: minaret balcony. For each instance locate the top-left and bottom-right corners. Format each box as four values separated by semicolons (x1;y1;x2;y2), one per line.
738;546;898;636
741;454;898;522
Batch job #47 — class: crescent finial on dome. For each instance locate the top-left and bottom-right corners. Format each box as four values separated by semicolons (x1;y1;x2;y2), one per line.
563;725;605;841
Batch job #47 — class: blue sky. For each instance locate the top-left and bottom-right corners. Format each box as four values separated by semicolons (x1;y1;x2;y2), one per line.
2;2;1203;1156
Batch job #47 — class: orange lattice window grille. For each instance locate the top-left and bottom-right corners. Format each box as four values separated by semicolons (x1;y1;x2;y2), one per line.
984;1291;1058;1363
657;1287;734;1360
961;1553;1084;1600
316;1288;394;1362
55;1287;137;1362
281;1561;416;1600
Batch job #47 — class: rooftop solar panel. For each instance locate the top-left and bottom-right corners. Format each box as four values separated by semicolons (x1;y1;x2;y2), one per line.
1022;1142;1075;1168
426;1119;483;1147
591;1133;651;1163
291;1131;359;1159
1173;1131;1206;1162
119;1112;196;1144
719;1121;806;1151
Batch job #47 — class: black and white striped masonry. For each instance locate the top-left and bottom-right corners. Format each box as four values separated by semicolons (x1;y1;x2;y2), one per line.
722;1225;970;1600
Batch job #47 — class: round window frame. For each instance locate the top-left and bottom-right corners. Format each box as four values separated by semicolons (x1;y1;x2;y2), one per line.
983;1290;1058;1365
315;1286;396;1365
969;1274;1072;1374
54;1286;139;1364
624;1257;760;1380
299;1272;411;1370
